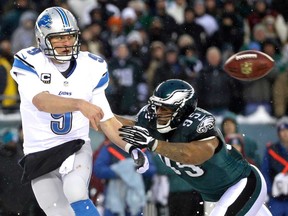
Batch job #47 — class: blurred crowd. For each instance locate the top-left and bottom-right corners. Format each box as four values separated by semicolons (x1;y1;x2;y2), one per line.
1;1;288;215
1;0;288;118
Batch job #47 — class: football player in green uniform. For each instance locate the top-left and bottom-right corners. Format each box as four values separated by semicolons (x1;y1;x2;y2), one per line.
119;79;272;216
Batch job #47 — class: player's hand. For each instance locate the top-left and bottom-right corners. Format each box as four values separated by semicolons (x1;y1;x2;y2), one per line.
127;145;149;173
119;126;158;151
79;100;104;131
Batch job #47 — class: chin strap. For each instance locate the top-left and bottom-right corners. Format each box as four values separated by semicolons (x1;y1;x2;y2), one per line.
157;120;175;133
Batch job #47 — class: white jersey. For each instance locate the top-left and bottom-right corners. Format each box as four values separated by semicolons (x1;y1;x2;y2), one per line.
10;47;113;154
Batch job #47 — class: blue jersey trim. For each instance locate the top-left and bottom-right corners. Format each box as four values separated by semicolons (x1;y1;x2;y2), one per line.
66;60;77;77
13;58;38;76
94;71;109;90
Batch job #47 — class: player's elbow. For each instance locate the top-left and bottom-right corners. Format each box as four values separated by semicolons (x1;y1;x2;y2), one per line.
32;92;47;111
181;153;202;164
195;148;215;165
182;151;213;165
185;140;217;165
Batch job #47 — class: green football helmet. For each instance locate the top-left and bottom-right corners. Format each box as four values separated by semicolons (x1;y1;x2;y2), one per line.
148;79;198;133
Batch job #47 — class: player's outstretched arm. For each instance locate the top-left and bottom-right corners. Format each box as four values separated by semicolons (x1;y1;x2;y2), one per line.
156;137;218;165
100;117;149;173
33;91;104;130
114;114;136;126
100;117;128;149
119;125;219;165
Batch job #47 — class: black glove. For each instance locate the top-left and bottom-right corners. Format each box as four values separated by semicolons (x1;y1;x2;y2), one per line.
119;125;158;151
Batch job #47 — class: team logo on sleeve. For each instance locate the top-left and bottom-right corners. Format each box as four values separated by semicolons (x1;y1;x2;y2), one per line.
41;73;51;84
197;116;215;133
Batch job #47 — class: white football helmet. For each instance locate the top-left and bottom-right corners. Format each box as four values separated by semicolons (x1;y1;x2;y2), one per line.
35;7;80;61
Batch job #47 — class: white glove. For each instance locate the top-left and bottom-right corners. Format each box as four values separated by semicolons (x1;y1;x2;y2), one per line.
125;144;149;174
272;172;288;197
119;125;158;151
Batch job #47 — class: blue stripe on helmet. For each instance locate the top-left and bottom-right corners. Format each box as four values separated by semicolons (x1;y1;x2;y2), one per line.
13;58;38;76
55;7;70;28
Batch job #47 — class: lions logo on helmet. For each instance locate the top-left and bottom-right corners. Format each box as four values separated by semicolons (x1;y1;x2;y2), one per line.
35;7;80;62
37;14;52;29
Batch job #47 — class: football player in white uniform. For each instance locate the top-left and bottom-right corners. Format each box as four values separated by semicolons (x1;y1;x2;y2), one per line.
10;7;148;216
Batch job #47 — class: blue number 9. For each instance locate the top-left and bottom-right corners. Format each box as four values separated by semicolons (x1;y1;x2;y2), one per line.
51;112;72;135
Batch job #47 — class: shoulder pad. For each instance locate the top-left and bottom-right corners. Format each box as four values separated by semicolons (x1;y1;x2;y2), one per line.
197;116;215;133
15;47;42;62
12;47;42;76
82;52;109;93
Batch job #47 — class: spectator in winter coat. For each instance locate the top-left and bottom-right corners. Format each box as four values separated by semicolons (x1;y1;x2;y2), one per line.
221;111;261;167
261;116;288;215
93;138;156;216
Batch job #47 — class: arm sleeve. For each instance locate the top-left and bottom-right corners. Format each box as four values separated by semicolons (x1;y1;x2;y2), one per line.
92;91;114;122
13;73;47;103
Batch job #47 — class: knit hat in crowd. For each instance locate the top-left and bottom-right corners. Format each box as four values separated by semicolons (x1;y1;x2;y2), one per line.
221;111;238;132
276;116;288;132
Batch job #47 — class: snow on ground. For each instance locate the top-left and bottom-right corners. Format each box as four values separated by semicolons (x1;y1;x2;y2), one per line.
215;105;277;125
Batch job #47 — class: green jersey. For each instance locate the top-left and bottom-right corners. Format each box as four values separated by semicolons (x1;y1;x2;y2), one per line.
136;106;252;202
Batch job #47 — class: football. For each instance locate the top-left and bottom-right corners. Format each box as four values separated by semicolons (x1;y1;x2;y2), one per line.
224;50;275;81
